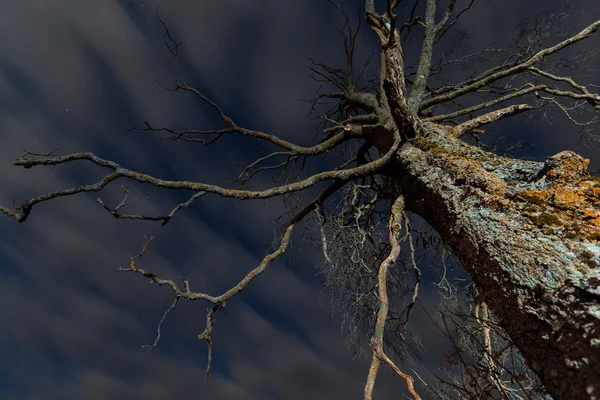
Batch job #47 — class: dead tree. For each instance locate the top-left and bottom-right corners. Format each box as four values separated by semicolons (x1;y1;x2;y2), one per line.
2;1;600;399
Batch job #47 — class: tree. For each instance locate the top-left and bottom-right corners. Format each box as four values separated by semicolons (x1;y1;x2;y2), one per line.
2;1;599;399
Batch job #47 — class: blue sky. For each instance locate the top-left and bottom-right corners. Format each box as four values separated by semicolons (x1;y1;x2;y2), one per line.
0;1;599;399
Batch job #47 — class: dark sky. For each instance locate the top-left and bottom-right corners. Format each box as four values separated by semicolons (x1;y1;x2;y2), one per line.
0;1;599;399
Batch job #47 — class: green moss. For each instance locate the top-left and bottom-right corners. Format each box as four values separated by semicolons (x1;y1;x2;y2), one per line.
413;137;447;156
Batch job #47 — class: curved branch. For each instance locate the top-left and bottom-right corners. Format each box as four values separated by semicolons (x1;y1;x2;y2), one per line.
0;172;122;222
364;195;421;400
118;221;295;381
135;118;356;155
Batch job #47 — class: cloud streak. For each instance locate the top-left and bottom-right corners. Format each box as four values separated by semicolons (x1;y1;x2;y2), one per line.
0;0;598;399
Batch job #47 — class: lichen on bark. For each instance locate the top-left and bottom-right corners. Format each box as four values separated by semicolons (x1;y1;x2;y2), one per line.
389;124;600;399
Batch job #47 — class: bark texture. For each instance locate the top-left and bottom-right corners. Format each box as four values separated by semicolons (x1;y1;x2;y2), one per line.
388;124;600;400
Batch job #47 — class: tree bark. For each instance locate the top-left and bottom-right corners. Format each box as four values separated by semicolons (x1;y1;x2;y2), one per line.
388;124;600;400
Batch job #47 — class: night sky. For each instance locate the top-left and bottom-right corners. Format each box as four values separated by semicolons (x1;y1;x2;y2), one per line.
1;1;599;399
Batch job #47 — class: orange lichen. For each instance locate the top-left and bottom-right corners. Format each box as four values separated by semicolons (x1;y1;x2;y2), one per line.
553;186;585;210
543;151;590;183
520;190;548;205
513;170;600;239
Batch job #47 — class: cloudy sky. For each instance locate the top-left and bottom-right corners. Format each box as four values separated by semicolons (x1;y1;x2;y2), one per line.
0;1;599;399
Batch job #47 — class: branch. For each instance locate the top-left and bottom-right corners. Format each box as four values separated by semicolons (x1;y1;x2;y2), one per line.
364;195;421;400
473;301;506;396
236;152;299;188
407;0;439;113
310;91;379;112
117;223;295;377
399;0;422;42
144;296;180;349
97;188;206;226
2;132;400;222
451;104;533;137
118;218;293;306
535;93;599;129
528;67;600;107
435;0;476;44
402;217;421;328
407;0;478;112
536;85;600;109
197;302;225;382
420;20;600;111
424;73;598;135
425;84;544;122
134;115;354;155
365;7;407;98
156;6;185;82
116;177;347;379
0;171;122;222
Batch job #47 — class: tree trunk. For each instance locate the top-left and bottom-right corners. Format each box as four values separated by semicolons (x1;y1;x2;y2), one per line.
389;124;600;400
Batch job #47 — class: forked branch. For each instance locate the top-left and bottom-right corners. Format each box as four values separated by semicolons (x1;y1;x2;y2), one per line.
97;187;206;226
116;179;346;380
119;223;295;379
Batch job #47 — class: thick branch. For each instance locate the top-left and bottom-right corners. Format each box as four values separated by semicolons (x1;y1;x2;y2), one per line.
407;0;438;113
451;104;533;137
365;10;407;97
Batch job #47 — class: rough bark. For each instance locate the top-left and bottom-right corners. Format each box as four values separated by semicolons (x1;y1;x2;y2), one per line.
385;124;600;400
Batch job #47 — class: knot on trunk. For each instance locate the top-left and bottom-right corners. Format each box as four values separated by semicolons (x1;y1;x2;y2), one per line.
539;151;590;183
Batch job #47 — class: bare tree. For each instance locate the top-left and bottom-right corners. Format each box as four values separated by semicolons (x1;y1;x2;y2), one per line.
2;1;600;399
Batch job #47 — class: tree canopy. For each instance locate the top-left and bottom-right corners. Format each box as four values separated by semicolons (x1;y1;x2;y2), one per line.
2;1;600;399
